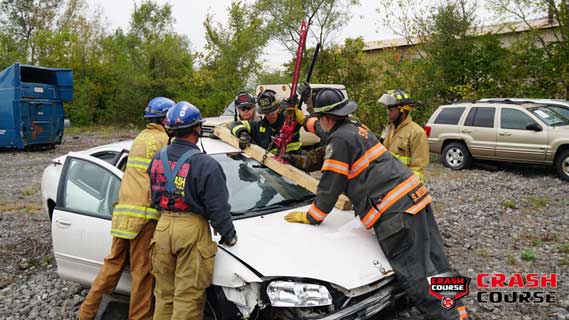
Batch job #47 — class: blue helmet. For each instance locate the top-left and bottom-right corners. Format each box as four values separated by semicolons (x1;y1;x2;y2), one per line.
144;97;175;118
165;101;205;130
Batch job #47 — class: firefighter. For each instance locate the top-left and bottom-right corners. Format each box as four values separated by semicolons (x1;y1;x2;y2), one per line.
282;83;365;172
79;97;174;320
234;91;258;121
378;89;429;180
148;101;237;319
229;89;301;153
284;88;467;320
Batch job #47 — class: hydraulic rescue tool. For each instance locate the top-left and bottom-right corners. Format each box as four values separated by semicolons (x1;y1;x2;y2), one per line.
273;20;308;163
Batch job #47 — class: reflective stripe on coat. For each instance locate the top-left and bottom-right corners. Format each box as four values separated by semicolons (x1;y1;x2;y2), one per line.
382;116;429;180
111;123;168;239
307;121;432;229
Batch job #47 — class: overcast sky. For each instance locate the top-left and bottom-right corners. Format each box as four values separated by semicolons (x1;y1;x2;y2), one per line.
86;0;393;67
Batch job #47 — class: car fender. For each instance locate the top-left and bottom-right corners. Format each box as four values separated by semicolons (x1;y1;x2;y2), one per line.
440;134;472;151
213;247;262;288
549;126;569;161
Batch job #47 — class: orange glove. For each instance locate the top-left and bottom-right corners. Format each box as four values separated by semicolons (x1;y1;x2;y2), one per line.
284;211;311;224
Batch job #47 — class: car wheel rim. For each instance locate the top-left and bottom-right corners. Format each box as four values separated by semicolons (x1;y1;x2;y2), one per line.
446;148;464;167
563;157;569;176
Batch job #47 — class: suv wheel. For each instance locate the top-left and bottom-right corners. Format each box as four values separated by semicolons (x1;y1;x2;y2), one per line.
555;150;569;181
442;142;472;170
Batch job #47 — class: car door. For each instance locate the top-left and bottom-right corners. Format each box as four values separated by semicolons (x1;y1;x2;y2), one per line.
51;152;131;293
460;106;497;158
496;107;548;161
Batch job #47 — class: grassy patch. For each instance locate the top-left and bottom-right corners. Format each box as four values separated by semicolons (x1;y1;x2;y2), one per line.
521;249;536;262
65;125;139;136
541;233;558;242
42;256;54;265
560;258;569;266
426;166;467;181
503;200;517;209
521;232;558;244
0;202;43;213
557;243;569;254
20;183;40;197
476;248;490;257
506;254;518;266
431;201;449;214
527;195;549;208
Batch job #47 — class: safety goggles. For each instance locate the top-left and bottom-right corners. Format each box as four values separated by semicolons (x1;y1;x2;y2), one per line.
238;106;254;111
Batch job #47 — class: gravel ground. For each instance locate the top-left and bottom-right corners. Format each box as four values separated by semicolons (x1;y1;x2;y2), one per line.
0;130;567;320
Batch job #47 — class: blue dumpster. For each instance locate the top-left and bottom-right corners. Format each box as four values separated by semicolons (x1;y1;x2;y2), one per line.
0;63;73;149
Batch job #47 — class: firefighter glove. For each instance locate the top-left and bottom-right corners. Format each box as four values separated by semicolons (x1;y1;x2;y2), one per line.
219;232;238;246
238;132;251;150
297;81;312;101
284;95;300;108
280;154;298;166
286;107;306;125
284;211;311;224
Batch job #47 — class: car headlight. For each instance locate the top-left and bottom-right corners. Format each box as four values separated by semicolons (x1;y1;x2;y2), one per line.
266;280;332;307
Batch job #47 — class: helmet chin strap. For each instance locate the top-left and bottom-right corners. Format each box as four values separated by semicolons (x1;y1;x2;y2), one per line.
392;107;403;127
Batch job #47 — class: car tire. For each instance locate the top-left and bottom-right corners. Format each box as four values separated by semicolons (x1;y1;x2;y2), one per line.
555;150;569;181
442;142;472;170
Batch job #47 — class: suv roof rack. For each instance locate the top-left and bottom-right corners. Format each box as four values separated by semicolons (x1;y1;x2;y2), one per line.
451;99;539;105
449;100;477;105
479;99;535;105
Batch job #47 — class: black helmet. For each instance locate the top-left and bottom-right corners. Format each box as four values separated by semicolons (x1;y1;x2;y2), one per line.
257;89;280;114
235;91;256;109
312;88;357;116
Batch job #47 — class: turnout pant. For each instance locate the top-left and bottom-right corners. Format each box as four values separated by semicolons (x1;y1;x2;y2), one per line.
150;212;217;320
79;220;157;320
373;205;468;320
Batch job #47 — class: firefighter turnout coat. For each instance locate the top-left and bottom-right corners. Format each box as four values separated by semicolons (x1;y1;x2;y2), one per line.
306;120;432;228
147;139;236;240
110;123;168;239
382;116;429;180
229;111;302;153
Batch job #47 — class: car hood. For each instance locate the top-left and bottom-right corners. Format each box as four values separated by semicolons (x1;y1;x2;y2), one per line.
222;205;393;290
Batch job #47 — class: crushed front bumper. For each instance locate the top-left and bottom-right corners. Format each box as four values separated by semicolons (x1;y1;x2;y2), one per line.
320;283;406;320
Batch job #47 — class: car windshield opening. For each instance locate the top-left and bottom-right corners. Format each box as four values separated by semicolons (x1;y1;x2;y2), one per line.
212;153;314;217
222;101;236;117
529;106;569;126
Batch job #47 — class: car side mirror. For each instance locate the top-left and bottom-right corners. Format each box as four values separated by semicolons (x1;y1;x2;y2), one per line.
526;123;543;131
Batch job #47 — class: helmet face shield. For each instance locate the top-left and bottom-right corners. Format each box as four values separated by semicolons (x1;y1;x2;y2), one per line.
145;97;175;118
165;101;204;130
378;94;399;108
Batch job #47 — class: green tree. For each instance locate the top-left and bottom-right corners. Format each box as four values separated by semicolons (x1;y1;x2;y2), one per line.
0;0;64;64
256;0;360;55
487;0;569;98
200;0;271;115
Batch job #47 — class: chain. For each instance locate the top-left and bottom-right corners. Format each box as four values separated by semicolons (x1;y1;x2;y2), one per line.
261;139;275;165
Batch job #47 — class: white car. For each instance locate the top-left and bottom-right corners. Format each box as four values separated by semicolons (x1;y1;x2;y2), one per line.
41;137;404;319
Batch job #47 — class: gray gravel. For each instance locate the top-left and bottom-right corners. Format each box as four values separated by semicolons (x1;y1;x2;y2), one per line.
1;131;568;320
